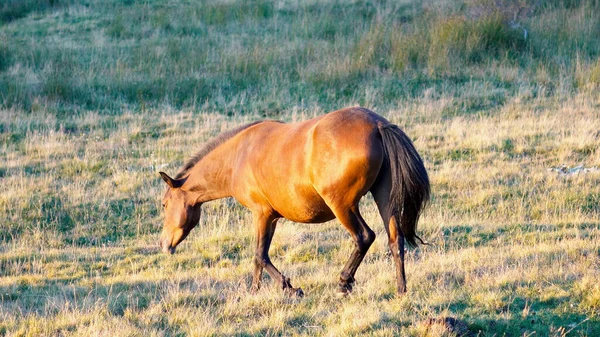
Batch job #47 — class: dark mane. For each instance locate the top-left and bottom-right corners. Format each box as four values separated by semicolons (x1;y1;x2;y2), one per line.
175;120;264;179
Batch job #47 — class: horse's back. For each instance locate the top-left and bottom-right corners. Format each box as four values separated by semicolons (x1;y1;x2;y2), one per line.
232;107;386;222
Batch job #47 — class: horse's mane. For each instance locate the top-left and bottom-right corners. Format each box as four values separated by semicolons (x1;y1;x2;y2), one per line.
174;120;264;179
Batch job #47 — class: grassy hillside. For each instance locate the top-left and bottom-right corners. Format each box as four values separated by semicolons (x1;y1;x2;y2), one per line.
1;0;599;114
1;0;599;336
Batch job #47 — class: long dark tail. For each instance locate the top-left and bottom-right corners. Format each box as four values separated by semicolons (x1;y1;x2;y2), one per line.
378;124;430;247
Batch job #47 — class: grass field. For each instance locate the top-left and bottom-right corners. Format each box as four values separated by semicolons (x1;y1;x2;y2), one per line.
1;0;600;336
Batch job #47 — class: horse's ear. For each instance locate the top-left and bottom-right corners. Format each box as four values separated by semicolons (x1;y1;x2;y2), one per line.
159;172;185;188
159;172;175;187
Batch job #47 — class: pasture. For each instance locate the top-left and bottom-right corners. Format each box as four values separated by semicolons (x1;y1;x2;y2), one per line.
1;0;599;336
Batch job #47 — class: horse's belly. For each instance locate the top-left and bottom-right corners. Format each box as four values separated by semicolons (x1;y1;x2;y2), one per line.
283;208;336;224
271;193;335;224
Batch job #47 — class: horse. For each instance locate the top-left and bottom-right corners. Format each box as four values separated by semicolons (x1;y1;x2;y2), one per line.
158;106;430;297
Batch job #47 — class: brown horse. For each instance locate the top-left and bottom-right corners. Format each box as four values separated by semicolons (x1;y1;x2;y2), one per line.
159;107;429;296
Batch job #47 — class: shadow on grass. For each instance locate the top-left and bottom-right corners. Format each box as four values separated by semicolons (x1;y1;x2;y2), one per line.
1;282;174;336
0;196;160;245
0;273;332;336
0;0;69;24
0;276;234;333
467;295;599;336
415;222;600;335
434;222;600;250
412;291;599;336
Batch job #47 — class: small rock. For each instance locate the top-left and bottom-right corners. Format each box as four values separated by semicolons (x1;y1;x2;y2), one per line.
547;165;599;177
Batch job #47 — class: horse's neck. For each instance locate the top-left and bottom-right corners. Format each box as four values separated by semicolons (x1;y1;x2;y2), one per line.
184;149;234;203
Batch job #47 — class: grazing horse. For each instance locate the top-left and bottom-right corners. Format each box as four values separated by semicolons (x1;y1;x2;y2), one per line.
159;107;429;296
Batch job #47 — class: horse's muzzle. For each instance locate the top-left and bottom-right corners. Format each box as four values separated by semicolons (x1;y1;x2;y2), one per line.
159;239;176;255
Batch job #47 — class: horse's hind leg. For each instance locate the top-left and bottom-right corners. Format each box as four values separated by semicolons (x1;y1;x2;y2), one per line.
371;174;407;294
330;205;376;296
251;210;304;297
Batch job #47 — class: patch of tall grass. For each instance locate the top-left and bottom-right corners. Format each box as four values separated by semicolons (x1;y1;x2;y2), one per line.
0;0;597;115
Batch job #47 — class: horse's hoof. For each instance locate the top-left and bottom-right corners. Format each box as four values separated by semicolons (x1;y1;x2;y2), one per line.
336;283;352;297
335;290;350;298
284;287;304;298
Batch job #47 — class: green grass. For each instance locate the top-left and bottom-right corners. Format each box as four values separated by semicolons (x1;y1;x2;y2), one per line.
0;0;598;114
1;0;600;336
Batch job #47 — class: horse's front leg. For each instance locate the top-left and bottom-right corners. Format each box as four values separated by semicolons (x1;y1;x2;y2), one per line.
250;215;276;292
251;211;304;297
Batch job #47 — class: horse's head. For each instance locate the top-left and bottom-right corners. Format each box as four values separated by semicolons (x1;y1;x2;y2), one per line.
158;172;201;254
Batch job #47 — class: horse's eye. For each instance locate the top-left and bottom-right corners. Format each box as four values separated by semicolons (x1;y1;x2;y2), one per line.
162;203;166;208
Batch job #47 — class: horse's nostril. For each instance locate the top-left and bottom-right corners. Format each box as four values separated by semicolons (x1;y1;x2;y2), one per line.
162;245;175;254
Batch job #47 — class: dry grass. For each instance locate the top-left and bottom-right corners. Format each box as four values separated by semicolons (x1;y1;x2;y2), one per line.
1;93;599;336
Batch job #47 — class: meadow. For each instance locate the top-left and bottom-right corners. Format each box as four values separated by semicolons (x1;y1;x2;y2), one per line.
1;0;599;336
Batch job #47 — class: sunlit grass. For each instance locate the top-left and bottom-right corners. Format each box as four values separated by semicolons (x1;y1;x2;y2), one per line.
1;93;599;336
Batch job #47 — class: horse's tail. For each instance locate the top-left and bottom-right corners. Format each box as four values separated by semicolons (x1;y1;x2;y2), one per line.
378;124;430;247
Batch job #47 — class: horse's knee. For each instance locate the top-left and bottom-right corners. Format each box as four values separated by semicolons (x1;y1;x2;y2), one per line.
365;229;376;246
357;229;376;252
254;254;270;267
